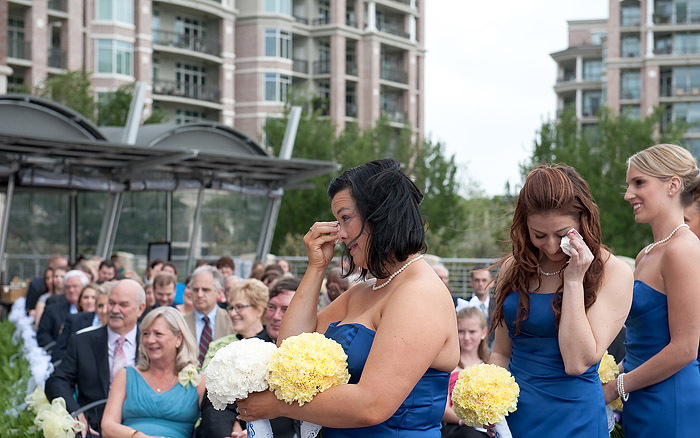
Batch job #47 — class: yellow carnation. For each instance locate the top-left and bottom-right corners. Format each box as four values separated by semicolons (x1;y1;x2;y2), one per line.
267;332;350;406
597;351;623;411
451;364;520;427
598;351;618;384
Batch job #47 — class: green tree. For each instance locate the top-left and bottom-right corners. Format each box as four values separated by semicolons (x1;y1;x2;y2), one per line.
524;106;687;257
36;70;95;120
264;104;471;257
97;83;169;126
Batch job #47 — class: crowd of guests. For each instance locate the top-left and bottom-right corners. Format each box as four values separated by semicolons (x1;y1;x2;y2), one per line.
28;254;353;438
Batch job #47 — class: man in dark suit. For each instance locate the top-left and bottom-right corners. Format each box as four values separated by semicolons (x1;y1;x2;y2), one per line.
25;254;68;314
37;270;89;348
51;311;98;363
45;279;145;437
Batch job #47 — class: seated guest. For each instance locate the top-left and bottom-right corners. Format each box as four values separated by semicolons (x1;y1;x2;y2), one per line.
318;266;350;310
216;256;236;279
198;277;300;438
143;259;164;284
184;265;235;365
46;279;145;436
34;265;67;329
144;281;155;309
161;261;178;278
260;263;284;287
26;254;68;314
101;307;205;438
51;284;105;362
37;270;89;348
153;272;178;308
176;275;194;314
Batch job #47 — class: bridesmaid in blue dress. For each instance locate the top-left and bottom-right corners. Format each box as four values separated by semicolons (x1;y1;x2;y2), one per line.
601;144;700;436
489;165;633;437
237;159;459;436
102;307;205;438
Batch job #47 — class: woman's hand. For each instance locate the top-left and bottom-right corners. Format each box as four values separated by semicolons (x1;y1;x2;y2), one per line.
235;390;284;422
603;380;620;405
563;228;594;282
304;221;340;270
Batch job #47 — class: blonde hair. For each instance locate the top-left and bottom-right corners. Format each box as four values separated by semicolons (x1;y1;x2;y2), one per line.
456;307;490;364
136;307;197;372
228;278;269;323
628;144;700;206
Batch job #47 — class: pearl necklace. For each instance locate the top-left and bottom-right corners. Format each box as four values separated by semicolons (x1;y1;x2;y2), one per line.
644;224;689;254
372;255;424;291
539;266;564;277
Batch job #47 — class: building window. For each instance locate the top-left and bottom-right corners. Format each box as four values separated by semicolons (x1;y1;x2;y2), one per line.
96;39;133;75
673;66;700;95
264;73;291;101
591;32;606;46
175;109;206;124
655;33;673;54
264;29;291;59
621;71;641;99
583;60;603;81
96;0;133;24
582;90;602;117
674;32;700;54
621;1;641;26
176;63;207;99
675;0;700;23
621;105;641;119
264;0;291;15
621;35;641;57
673;102;700;132
683;138;700;157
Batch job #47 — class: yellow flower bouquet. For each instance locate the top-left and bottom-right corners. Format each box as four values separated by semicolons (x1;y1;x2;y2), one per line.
267;332;351;437
451;363;519;438
598;351;623;411
26;386;85;438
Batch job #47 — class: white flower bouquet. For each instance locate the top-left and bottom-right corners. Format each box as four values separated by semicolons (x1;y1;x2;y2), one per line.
205;337;278;438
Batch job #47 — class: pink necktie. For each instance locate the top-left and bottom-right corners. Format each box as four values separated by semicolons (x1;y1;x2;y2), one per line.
112;336;127;380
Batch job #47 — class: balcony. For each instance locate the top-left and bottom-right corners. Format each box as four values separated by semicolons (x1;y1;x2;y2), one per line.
346;62;357;76
48;0;67;12
313;16;330;26
313;60;330;74
8;38;31;60
152;79;221;103
380;66;408;83
377;23;410;39
346;102;357;117
383;109;407;123
152;29;220;57
48;48;66;69
293;15;309;25
292;58;308;74
557;74;576;83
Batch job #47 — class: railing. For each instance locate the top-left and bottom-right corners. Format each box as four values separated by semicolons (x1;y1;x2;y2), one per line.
292;58;308;73
152;29;220;57
152;79;221;103
556;75;576;83
48;0;67;12
377;23;410;39
382;109;407;123
312;16;330;26
293;15;309;25
8;38;31;60
346;103;358;117
48;48;66;69
346;62;358;76
313;59;330;74
380;66;408;83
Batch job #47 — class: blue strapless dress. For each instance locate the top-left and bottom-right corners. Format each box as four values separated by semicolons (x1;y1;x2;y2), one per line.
622;281;700;437
322;321;449;437
504;292;607;437
122;367;200;438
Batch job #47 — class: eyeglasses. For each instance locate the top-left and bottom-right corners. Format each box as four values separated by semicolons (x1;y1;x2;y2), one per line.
227;304;252;313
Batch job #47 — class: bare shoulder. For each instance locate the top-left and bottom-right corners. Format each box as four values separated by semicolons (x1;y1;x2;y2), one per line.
601;250;634;277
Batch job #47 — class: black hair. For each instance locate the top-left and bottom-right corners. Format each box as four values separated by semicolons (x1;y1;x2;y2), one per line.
99;260;115;270
269;277;301;299
327;158;426;280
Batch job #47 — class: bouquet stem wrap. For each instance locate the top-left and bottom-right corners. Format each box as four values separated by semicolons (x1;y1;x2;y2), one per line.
247;419;273;438
491;419;513;438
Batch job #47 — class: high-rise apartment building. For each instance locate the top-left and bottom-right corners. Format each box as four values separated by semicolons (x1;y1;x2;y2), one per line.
552;1;700;154
1;0;424;143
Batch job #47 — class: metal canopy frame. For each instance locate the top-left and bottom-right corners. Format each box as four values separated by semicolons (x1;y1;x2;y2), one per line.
0;98;337;281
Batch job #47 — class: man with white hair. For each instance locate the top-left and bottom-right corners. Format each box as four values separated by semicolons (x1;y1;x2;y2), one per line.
46;279;145;437
184;265;235;364
37;269;89;347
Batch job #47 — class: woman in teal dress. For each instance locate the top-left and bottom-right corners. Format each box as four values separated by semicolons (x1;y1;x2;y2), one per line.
489;165;633;437
601;144;700;436
102;307;205;438
237;159;459;436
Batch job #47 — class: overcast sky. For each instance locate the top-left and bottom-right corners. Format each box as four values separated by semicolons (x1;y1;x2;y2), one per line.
424;1;609;196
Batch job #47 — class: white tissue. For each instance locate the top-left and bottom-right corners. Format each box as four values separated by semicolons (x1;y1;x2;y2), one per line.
560;230;575;256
